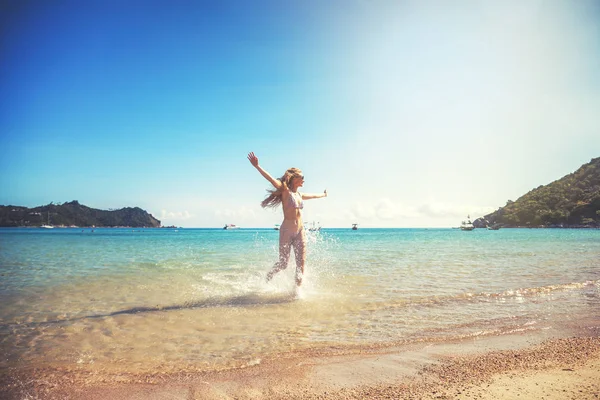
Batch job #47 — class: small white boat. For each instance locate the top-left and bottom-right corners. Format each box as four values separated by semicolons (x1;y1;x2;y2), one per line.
223;224;240;230
460;215;474;231
274;224;280;230
41;211;54;228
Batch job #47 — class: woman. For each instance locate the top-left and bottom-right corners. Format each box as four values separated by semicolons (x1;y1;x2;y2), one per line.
248;152;327;286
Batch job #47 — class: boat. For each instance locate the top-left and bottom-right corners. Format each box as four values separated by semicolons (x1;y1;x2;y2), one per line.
41;211;54;229
223;224;240;230
460;215;474;231
352;223;358;230
488;224;501;230
274;224;280;230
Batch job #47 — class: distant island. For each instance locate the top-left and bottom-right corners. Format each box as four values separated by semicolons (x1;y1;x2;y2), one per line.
474;157;600;228
0;200;161;228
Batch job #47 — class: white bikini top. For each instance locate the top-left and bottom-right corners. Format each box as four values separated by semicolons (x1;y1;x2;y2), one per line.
288;191;304;209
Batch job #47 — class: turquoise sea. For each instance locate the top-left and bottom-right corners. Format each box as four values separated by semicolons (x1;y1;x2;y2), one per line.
1;227;599;381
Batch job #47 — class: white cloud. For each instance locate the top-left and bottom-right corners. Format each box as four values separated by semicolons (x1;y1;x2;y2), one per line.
374;198;420;220
349;201;376;219
160;209;193;221
418;202;495;219
341;198;495;226
346;200;419;221
215;206;257;221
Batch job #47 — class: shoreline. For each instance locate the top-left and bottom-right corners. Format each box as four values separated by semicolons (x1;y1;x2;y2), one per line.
3;330;599;400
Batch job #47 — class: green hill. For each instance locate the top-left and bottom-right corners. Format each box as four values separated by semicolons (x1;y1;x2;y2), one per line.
476;157;600;228
0;200;161;228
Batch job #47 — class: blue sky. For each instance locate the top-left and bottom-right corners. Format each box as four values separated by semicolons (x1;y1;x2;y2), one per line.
1;1;599;227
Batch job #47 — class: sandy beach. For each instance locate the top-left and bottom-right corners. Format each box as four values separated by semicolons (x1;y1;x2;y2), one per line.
3;332;598;400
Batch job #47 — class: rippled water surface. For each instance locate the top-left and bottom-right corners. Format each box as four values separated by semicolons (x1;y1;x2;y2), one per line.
1;227;599;375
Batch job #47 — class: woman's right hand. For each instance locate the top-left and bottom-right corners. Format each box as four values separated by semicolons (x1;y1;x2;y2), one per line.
247;152;259;167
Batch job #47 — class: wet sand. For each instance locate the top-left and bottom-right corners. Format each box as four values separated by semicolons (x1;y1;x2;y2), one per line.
2;334;599;399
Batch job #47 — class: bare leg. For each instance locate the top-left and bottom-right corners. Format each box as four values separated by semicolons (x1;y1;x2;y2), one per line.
266;229;293;281
292;230;306;286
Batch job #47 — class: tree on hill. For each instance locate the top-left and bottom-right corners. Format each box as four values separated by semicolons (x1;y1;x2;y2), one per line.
477;157;600;228
0;200;161;227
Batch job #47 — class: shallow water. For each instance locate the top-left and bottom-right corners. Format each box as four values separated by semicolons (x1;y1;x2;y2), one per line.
0;227;599;375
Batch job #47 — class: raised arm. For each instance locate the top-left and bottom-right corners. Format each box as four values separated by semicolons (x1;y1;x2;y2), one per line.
301;189;328;200
247;152;282;189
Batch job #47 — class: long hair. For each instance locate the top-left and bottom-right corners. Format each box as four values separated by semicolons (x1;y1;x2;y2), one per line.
261;167;303;208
